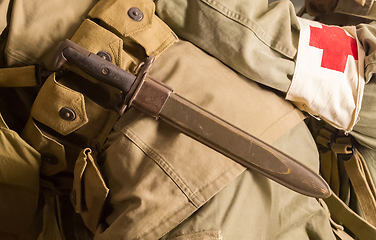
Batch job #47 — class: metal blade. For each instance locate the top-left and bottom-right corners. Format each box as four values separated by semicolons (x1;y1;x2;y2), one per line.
130;76;331;199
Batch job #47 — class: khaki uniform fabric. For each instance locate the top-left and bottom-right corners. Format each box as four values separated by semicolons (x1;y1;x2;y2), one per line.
155;0;376;196
0;0;350;239
154;0;376;152
0;114;40;238
155;0;376;237
92;40;334;239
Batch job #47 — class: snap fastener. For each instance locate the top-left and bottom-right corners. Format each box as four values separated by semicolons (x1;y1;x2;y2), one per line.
59;107;76;121
97;51;112;62
127;7;143;21
42;153;59;165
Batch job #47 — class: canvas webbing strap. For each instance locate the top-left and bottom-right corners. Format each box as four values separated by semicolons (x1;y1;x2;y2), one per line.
319;199;354;240
319;150;342;195
0;65;38;87
324;194;376;240
328;133;376;227
317;125;376;238
343;148;376;226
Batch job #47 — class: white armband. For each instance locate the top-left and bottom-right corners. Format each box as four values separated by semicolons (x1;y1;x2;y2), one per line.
286;17;365;133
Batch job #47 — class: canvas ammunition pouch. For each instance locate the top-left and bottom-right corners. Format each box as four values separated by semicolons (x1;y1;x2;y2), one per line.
0;0;176;236
31;0;177;234
24;0;177;169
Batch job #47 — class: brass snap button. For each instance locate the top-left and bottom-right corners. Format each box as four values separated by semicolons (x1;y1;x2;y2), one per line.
127;7;143;21
97;51;112;62
59;107;76;121
41;153;59;165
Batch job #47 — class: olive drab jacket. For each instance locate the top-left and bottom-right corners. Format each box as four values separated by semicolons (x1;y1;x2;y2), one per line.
0;0;359;239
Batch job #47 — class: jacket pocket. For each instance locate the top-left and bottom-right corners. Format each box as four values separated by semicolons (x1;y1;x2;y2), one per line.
71;148;109;232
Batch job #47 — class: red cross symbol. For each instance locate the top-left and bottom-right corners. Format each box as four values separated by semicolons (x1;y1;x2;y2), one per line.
309;25;358;73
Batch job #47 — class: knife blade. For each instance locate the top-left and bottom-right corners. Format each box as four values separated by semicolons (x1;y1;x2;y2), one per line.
54;39;331;198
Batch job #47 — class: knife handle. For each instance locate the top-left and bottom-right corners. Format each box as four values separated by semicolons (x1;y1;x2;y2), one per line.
54;39;136;94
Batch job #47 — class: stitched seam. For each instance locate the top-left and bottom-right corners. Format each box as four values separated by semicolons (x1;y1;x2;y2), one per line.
120;127;203;206
118;128;207;239
200;0;295;58
134;201;191;240
189;164;242;199
169;230;222;240
172;236;221;240
4;46;35;65
109;39;123;67
120;126;243;206
150;33;177;57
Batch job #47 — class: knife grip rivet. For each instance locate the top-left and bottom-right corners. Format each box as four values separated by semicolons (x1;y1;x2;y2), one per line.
102;68;109;75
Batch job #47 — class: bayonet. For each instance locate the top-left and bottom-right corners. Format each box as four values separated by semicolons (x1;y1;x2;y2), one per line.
54;39;331;199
